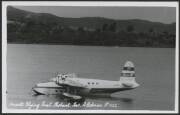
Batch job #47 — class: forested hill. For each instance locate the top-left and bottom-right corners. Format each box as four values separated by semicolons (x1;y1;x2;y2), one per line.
7;6;176;48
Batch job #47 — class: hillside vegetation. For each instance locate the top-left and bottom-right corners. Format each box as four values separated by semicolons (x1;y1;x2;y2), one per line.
7;6;176;47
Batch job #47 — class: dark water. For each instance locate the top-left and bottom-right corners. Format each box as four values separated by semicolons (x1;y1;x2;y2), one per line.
7;44;175;110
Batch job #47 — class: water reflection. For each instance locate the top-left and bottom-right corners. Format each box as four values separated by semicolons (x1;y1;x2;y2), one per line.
67;97;85;105
31;94;134;109
87;95;133;103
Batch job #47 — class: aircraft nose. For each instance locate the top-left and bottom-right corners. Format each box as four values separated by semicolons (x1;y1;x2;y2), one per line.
32;84;38;90
32;87;36;93
33;84;38;88
32;84;38;92
32;86;42;95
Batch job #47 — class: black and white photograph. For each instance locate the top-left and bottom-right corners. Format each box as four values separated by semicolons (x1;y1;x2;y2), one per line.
2;1;179;113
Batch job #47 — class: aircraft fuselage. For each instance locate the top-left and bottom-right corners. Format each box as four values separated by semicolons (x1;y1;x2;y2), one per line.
32;77;139;96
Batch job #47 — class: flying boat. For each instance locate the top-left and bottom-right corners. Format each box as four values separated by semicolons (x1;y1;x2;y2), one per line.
32;61;139;100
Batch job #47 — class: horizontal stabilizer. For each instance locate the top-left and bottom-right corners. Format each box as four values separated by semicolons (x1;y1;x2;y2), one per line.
122;83;134;87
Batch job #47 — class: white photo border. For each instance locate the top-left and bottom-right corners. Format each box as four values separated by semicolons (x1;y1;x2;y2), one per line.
2;1;179;113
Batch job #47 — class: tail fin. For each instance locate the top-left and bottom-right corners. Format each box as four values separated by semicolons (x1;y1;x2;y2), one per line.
120;61;139;88
121;61;135;78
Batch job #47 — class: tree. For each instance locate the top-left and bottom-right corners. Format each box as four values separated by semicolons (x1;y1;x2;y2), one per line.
163;31;169;35
126;25;134;33
102;23;108;31
149;28;154;33
109;22;117;32
95;28;101;33
148;28;155;36
78;27;85;32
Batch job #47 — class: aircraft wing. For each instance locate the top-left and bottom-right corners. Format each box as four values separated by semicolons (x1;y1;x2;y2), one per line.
57;78;87;88
62;92;82;100
57;79;86;100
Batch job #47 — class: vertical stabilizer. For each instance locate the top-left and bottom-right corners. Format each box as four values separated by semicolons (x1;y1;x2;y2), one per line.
120;61;139;88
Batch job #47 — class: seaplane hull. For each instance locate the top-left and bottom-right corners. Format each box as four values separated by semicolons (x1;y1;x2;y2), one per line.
32;81;65;95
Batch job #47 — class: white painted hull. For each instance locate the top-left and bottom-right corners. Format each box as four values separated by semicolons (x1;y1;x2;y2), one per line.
32;87;64;95
32;84;133;96
32;81;65;95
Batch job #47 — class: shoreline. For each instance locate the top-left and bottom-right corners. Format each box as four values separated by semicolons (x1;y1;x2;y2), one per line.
7;43;175;48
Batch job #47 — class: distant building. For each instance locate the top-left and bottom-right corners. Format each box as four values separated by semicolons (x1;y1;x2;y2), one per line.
69;26;95;32
7;20;15;24
69;26;78;30
83;27;95;32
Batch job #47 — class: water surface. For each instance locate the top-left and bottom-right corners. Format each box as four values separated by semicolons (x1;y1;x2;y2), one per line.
7;44;175;110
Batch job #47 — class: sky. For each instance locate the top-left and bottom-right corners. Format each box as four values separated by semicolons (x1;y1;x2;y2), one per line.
14;6;176;24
